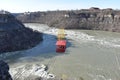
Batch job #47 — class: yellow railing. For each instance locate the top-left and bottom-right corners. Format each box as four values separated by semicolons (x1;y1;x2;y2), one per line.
57;28;65;40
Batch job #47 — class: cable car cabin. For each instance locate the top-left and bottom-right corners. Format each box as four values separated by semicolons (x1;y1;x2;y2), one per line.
56;40;66;53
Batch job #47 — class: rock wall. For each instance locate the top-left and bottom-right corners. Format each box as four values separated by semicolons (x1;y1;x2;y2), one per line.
0;60;12;80
0;11;43;53
16;8;120;32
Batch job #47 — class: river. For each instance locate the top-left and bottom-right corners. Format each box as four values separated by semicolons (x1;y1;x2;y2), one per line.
0;23;120;80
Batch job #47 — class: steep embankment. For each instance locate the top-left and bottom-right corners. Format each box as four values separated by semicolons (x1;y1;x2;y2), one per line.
0;60;12;80
0;11;43;53
16;7;120;32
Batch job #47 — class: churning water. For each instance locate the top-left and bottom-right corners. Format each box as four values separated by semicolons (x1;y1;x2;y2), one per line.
1;23;120;80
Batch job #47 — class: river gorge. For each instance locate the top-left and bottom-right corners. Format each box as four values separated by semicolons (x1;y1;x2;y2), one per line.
0;23;120;80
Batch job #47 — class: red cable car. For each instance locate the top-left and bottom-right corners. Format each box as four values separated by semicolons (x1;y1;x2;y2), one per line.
56;40;66;52
56;29;66;53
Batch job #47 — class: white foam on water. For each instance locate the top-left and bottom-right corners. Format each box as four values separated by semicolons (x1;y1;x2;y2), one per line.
87;73;113;80
10;64;55;79
24;23;58;35
24;23;120;49
65;30;120;48
95;39;120;48
66;30;95;42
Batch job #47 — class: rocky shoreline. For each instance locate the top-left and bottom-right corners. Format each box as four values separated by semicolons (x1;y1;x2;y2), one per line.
16;7;120;32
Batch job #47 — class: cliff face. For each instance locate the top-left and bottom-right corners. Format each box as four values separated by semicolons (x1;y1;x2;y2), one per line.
16;8;120;32
0;60;12;80
0;11;43;53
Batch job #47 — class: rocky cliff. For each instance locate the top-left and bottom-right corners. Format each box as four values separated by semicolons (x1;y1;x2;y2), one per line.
16;7;120;32
0;60;12;80
0;11;43;53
